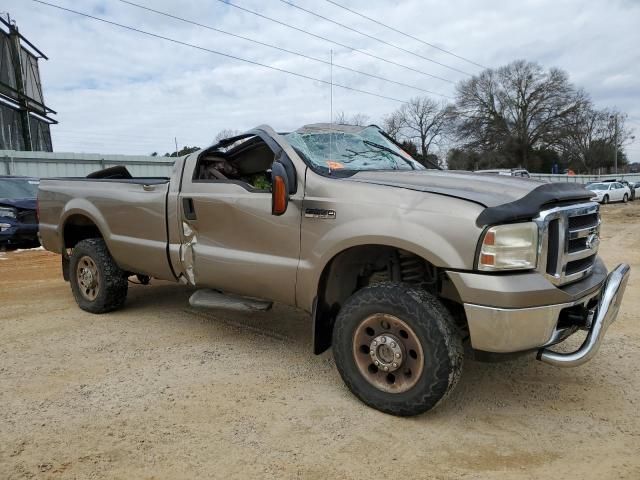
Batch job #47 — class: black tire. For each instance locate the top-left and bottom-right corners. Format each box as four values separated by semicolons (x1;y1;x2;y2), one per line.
602;195;609;204
623;193;628;203
332;282;463;416
69;238;128;313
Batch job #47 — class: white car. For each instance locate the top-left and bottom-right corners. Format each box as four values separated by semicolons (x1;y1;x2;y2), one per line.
588;182;631;204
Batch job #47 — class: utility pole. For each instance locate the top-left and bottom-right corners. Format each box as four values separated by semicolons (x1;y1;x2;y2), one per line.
611;114;618;175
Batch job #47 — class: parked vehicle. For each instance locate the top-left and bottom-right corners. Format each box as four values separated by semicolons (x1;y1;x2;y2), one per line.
587;181;632;204
599;179;636;201
0;176;40;250
474;168;531;178
38;124;630;416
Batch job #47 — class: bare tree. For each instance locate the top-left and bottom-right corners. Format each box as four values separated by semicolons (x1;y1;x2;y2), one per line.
381;111;403;141
455;60;587;169
333;111;370;126
397;97;454;161
214;129;242;143
560;106;632;173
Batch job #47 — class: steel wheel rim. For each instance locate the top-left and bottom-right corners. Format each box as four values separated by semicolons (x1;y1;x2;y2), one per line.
76;255;100;301
352;313;424;393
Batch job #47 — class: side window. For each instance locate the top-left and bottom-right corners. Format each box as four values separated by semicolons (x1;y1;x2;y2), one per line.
193;137;275;192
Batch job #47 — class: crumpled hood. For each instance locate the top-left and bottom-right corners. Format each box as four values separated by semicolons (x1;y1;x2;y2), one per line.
349;170;594;226
0;198;37;210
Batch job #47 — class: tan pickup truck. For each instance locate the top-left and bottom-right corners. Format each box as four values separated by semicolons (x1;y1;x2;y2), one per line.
38;124;630;416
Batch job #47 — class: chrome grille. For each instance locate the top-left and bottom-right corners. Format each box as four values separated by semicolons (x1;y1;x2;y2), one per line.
535;202;600;286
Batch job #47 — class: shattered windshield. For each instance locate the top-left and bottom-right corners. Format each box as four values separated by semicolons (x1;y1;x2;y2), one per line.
284;126;424;174
0;178;39;199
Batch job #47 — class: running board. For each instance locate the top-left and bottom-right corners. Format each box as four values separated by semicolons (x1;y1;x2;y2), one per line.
189;289;273;312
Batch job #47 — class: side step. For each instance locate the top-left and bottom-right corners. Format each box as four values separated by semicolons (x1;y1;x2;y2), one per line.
189;289;273;312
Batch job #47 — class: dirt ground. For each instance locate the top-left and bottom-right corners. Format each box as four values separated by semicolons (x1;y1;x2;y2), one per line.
1;203;639;480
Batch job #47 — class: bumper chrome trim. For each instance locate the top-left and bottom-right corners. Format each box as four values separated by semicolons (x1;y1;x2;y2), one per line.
537;263;630;367
464;289;601;353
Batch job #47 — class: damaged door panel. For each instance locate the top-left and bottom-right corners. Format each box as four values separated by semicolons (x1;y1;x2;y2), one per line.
177;129;302;306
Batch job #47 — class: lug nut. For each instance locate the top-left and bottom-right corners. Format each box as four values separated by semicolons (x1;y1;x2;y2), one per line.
383;366;389;371
372;341;377;347
390;342;396;348
374;360;379;366
395;353;401;358
392;363;397;368
380;337;386;343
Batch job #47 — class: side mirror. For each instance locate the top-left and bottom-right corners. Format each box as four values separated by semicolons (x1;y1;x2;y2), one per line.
271;161;290;216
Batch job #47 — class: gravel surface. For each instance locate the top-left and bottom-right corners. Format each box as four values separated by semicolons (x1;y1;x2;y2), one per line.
1;202;639;479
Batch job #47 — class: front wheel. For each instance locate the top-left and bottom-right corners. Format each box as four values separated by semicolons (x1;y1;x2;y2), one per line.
332;282;463;416
69;238;128;313
602;195;609;204
623;193;629;203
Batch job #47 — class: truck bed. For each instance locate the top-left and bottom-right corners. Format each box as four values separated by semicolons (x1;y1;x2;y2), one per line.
38;177;176;281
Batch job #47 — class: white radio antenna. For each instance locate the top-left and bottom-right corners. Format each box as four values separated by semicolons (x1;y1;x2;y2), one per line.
329;49;333;173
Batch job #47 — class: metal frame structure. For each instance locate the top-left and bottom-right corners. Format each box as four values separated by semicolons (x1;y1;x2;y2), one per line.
0;14;56;152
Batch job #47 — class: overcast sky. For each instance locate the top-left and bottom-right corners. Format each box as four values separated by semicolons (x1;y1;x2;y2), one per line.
5;0;640;164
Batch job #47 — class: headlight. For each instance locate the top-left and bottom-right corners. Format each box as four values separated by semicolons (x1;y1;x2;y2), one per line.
477;222;538;271
0;207;16;219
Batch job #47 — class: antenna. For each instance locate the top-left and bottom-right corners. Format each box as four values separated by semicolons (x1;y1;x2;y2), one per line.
329;49;333;173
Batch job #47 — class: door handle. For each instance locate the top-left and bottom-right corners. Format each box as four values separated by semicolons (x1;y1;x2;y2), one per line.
142;184;155;191
183;198;197;220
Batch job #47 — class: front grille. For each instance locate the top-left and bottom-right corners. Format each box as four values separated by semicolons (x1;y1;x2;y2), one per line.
536;202;600;286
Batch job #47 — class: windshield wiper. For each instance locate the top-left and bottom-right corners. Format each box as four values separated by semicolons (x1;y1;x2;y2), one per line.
362;140;415;170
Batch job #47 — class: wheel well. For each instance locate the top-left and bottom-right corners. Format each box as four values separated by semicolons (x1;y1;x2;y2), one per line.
313;245;462;354
63;214;103;249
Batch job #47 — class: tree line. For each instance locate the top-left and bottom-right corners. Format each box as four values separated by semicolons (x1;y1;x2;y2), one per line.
374;60;633;173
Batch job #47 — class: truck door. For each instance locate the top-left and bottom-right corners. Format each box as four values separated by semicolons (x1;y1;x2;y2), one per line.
177;132;302;306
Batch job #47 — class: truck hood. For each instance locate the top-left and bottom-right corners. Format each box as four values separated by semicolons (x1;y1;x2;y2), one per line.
349;170;594;226
0;198;37;210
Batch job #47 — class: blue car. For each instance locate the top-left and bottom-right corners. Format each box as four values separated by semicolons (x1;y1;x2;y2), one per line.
0;176;40;250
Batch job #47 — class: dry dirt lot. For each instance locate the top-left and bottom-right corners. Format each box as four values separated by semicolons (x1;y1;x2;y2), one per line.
1;202;639;479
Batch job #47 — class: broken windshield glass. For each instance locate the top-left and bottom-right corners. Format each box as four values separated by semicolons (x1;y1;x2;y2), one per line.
284;126;424;173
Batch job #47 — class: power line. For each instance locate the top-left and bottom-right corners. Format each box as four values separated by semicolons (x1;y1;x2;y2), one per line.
278;0;472;77
213;0;454;84
117;0;450;98
324;0;487;70
31;0;408;104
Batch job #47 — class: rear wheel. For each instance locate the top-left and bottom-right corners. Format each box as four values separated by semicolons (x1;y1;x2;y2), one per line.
332;282;463;416
69;238;128;313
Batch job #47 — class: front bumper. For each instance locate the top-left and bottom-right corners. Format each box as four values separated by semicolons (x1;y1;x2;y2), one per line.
537;263;630;366
0;220;39;247
459;262;630;365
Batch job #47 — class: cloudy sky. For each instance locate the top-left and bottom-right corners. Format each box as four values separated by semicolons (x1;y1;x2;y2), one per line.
4;0;640;163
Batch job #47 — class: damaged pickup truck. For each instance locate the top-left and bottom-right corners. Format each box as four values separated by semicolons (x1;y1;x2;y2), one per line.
38;124;630;416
